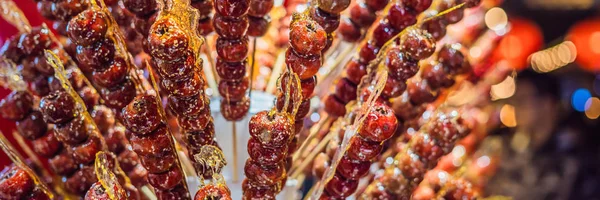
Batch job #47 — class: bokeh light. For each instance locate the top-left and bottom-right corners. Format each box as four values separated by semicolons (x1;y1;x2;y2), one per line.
571;88;592;112
485;7;508;32
585;97;600;119
500;104;517;127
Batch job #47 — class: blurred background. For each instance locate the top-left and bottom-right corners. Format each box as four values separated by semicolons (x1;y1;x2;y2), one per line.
1;0;600;199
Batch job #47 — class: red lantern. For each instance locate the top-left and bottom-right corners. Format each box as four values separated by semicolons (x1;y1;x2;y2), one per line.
492;17;544;71
567;18;600;73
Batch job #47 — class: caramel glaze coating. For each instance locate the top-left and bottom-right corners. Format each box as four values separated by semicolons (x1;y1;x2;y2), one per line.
317;0;351;14
216;36;250;62
358;101;398;142
387;3;418;31
218;78;250;102
244;159;286;186
247;137;288;165
289;18;327;56
54;115;90;145
248;0;274;17
147;166;183;191
168;94;206;116
323;95;347;118
216;59;248;80
214;0;250;17
121;94;163;135
214;14;249;39
285;48;322;80
281;75;317;101
197;17;215;36
92;56;128;88
40;90;76;124
31;77;49;97
338;18;361;42
221;97;250;121
32;130;62;158
400;28;436;60
68;9;109;46
247;16;270;37
385;47;419;81
155;51;196;80
155;184;189;199
192;0;214;19
249;111;294;147
17;112;47;141
18;27;55;56
70;134;102;164
99;78;136;109
84;181;120;200
123;0;157;17
64;166;97;195
325;173;359;198
76;38;115;69
333;78;357;103
161;71;204;97
148;18;190;61
195;184;232;200
308;6;340;34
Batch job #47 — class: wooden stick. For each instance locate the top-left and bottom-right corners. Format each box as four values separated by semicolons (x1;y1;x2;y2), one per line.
289;132;335;179
231;122;239;183
292;115;332;161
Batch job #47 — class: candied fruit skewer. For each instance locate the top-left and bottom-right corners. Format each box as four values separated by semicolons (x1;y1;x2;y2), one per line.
338;0;390;42
145;0;219;179
306;0;352;53
212;0;252;121
323;0;436;118
34;0;90;58
121;94;190;199
84;151;140;200
247;0;274;37
192;0;215;36
0;165;52;200
359;107;474;199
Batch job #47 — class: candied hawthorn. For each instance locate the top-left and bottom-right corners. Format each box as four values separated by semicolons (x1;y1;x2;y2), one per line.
195;184;232;200
422;61;455;89
123;0;157;17
161;72;204;97
371;21;399;47
323;95;346;117
249;111;293;147
402;0;433;13
216;36;250;62
168;94;206;116
64;166;97;195
381;77;407;99
407;80;438;105
155;51;196;80
309;6;340;33
0;166;34;199
130;126;176;173
19;28;53;56
198;17;215;36
214;0;250;17
358;101;398;142
247;16;270;37
324;173;358;198
75;38;115;68
147;166;183;190
248;0;274;17
219;78;250;102
70;135;102;164
214;14;249;39
289;18;327;56
49;150;78;176
0;91;33;121
155;185;189;199
285;48;321;80
336;155;370;180
99;79;136;109
317;0;350;14
68;9;109;46
338;18;361;42
281;75;316;101
179;107;212;132
346;136;383;161
243;159;285;186
221;97;250;121
216;59;247;80
401;28;436;60
92;56;128;88
421;17;447;41
387;3;417;30
349;3;376;28
122;94;163;135
358;41;380;64
385;47;419;81
54;115;90;145
148;18;190;61
192;0;214;18
334;78;357;103
247;137;288;165
438;44;469;75
32;131;62;158
40;90;76;124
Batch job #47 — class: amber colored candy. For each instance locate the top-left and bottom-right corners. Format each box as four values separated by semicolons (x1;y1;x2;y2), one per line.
70;135;102;164
64;166;97;195
147;166;183;190
358;101;398;142
309;6;340;33
186;123;216;153
129;126;176;173
219;78;250;102
155;52;196;80
0;166;35;199
401;28;436;60
75;38;115;69
387;3;417;30
336;155;370;180
216;36;250;62
49;149;78;176
333;78;357;104
84;182;112;200
148;18;190;61
371;21;399;47
289;18;327;56
92;57;128;88
100;79;136;109
221;97;250;121
244;159;285;186
325;173;358;198
338;18;361;42
281;75;316;101
0;91;33;121
285;48;321;80
248;0;274;17
54;115;90;145
91;106;115;134
249;111;294;147
168;94;206;116
195;184;232;200
117;149;140;172
401;0;433;13
323;95;347;117
438;44;469;74
122;94;163;135
247;137;288;165
385;47;419;81
40;91;76;124
33;50;60;75
214;0;250;17
68;9;109;46
123;0;157;17
216;59;247;80
214;14;249;39
19;28;53;56
247;16;270;37
346;136;382;161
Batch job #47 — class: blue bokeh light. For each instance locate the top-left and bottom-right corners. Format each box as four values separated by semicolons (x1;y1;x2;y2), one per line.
571;88;592;112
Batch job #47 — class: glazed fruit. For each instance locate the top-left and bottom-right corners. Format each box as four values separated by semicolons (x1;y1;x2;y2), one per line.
85;181;127;200
385;47;419;81
213;15;249;39
216;36;250;62
213;0;250;17
147;167;183;191
195;184;232;200
0;91;33;121
244;159;285;186
148;18;190;61
247;137;288;165
216;59;248;80
249;111;294;147
285;49;322;80
289;18;327;56
40;90;77;124
64;166;98;195
0;166;34;199
358;101;398;142
346;136;383;161
68;9;110;46
155;52;196;80
324;173;358;198
32;131;62;158
70;135;102;164
53;115;90;145
76;38;115;68
221;97;250;121
400;28;436;60
129;126;176;173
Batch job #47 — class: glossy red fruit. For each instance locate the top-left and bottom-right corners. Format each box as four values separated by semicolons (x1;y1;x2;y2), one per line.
18;57;38;81
216;36;250;62
76;38;115;68
309;6;340;33
385;47;419;81
407;80;438;105
247;16;270;37
91;105;115;134
40;91;76;124
68;9;109;46
387;3;417;30
64;166;97;195
411;133;445;168
325;173;358;198
438;44;469;75
155;184;190;199
381;77;407;99
134;13;158;36
19;27;54;56
192;0;214;18
0;166;34;199
358;101;398;142
336;155;370;180
129;126;176;173
345;59;367;84
312;153;330;179
365;0;389;11
214;14;249;39
214;0;250;17
155;51;196;80
195;184;232;200
179;107;212;132
123;0;157;17
347;136;382;161
216;59;247;80
244;159;285;185
338;18;361;42
219;78;249;102
349;3;376;28
247;137;288;165
249;111;293;147
421;16;447;41
197;17;215;36
70;135;102;164
371;21;399;47
162;72;204;97
334;78;357;103
148;18;190;61
323;95;347;117
169;94;206;116
185;122;216;152
147;166;183;190
317;0;350;14
0;91;33;121
122;94;163;135
281;75;316;101
401;0;433;13
358;41;380;63
378;166;413;196
422;61;455;89
439;0;464;24
26;188;51;200
32;130;62;158
54;115;90;145
248;0;274;17
49;150;78;176
285;48;321;80
289;18;327;56
395;153;427;183
401;28;436;60
221;97;250;121
117;149;140;172
92;56;128;88
100;79;136;109
85;182;113;200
